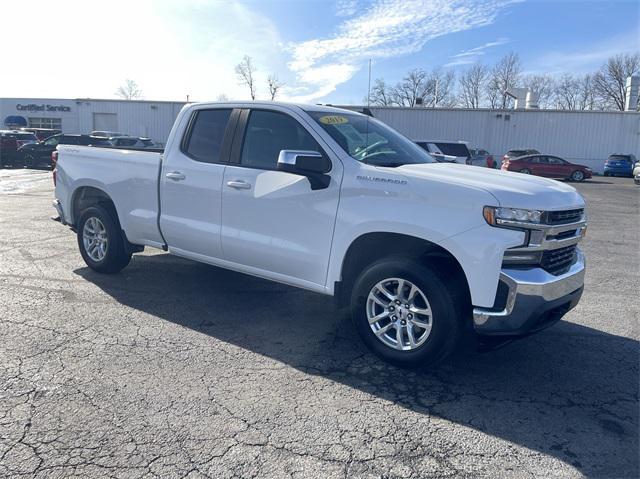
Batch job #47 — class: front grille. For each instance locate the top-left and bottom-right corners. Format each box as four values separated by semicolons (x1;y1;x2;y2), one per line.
545;209;584;225
541;245;577;275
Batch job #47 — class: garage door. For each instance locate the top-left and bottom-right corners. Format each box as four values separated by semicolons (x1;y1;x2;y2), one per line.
93;113;118;132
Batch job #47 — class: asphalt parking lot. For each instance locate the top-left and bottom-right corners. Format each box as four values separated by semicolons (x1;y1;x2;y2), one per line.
0;169;638;479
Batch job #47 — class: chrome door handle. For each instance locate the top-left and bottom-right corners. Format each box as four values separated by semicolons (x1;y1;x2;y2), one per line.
166;171;186;181
226;180;251;190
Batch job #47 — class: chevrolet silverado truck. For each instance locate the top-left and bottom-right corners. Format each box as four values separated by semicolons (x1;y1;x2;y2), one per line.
53;102;587;367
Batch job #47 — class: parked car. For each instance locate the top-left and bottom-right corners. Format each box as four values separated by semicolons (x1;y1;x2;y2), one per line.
0;131;37;167
20;128;62;141
19;134;111;168
415;140;471;164
469;148;496;168
0;131;19;167
502;149;540;165
91;131;127;138
502;154;592;181
107;136;162;149
53;102;587;367
604;154;637;177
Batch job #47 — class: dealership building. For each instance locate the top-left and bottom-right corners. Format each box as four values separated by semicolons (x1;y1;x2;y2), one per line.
0;97;186;143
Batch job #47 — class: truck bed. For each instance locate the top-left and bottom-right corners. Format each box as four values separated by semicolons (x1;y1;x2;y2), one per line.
55;145;165;248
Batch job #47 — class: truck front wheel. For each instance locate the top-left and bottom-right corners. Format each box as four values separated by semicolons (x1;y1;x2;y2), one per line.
77;205;131;274
350;258;462;368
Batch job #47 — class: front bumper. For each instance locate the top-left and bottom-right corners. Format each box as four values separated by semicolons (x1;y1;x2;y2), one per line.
472;248;585;336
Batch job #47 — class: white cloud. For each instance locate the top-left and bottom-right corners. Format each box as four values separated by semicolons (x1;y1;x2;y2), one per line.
0;0;284;102
444;37;509;67
335;0;360;17
286;0;519;102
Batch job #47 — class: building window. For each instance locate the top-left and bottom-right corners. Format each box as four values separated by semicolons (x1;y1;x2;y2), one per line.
28;118;62;129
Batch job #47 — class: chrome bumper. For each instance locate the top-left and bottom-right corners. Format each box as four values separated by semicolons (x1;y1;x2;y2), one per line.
473;248;585;335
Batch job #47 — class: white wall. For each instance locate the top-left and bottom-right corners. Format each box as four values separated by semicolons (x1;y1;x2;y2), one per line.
359;107;640;174
0;98;186;143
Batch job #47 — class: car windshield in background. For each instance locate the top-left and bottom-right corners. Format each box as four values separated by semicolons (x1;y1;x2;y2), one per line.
609;155;632;162
16;133;37;140
434;143;469;157
307;111;436;167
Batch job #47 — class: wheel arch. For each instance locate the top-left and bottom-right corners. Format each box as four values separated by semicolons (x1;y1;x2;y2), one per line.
334;232;471;309
71;185;118;227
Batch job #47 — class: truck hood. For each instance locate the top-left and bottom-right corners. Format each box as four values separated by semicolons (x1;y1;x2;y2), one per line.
393;163;585;210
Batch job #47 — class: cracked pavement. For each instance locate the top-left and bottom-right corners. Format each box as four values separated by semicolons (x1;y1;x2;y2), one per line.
0;169;638;478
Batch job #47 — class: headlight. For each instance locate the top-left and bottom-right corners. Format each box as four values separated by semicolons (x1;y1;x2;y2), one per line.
483;206;543;226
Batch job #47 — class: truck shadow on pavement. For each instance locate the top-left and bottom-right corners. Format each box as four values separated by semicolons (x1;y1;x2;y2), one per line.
75;253;639;478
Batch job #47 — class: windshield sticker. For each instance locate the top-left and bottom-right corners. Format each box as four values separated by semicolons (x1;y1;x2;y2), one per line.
319;115;348;125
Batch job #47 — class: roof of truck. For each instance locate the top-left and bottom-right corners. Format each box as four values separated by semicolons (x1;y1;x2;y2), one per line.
188;101;366;116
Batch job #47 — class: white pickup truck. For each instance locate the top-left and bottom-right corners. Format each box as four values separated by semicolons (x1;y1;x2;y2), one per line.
53;102;587;367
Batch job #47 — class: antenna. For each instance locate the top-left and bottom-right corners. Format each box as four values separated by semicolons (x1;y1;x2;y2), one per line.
367;58;372;107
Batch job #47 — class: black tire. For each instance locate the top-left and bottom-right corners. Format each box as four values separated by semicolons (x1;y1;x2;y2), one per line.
519;168;531;175
350;257;464;368
77;205;131;273
604;172;610;177
23;154;36;169
570;170;585;182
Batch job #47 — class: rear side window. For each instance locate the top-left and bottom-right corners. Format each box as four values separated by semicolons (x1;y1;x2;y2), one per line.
434;142;470;157
240;110;322;170
184;109;232;163
61;136;80;145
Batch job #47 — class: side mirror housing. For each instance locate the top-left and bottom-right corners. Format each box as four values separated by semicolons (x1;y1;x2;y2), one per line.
277;150;332;190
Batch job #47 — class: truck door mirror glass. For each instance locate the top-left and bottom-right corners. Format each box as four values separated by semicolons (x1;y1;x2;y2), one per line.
277;150;331;190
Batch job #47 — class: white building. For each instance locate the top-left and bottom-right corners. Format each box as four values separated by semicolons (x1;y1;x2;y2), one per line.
0;98;186;142
345;106;640;174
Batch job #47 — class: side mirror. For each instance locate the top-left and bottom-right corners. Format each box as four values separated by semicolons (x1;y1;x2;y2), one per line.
277;150;332;190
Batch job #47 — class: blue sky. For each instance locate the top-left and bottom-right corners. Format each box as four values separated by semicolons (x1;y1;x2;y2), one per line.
1;0;638;103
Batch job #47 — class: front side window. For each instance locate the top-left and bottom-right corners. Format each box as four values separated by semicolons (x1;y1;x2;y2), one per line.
184;109;232;163
547;157;565;165
240;110;322;170
307;111;436;167
44;136;60;146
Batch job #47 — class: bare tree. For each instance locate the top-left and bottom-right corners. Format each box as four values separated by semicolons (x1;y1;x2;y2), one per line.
458;64;488;108
487;52;521;108
216;93;230;102
115;79;143;100
424;69;455;107
267;75;283;101
369;78;396;106
235;55;257;100
593;53;640;110
555;74;580;110
393;69;428;107
521;74;556;108
577;74;596;110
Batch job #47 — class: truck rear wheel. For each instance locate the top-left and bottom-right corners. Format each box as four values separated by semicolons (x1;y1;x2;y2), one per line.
77;205;131;273
350;258;462;368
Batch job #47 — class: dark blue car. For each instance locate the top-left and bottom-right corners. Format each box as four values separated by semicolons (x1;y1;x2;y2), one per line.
604;154;637;177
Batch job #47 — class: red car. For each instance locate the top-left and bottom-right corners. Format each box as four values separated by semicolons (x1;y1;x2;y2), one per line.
501;154;592;182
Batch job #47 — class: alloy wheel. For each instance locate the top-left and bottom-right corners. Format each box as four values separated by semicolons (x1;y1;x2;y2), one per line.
366;277;433;351
82;217;109;262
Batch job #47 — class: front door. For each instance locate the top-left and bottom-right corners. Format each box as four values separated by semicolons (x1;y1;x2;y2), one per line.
220;108;342;288
160;107;237;259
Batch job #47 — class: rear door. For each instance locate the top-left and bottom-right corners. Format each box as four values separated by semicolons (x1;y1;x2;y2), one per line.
220;107;342;288
160;107;238;259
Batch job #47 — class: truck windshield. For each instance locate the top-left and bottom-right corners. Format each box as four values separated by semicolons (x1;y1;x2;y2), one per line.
307;111;436;167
